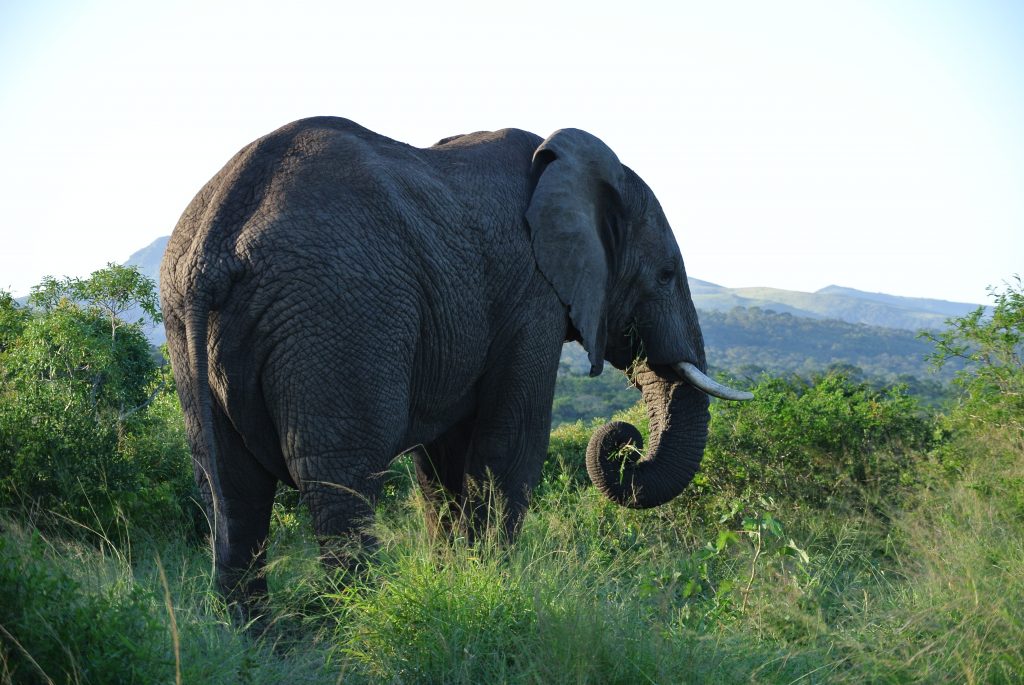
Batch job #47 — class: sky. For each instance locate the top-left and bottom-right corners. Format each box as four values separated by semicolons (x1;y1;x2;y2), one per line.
1;0;1021;305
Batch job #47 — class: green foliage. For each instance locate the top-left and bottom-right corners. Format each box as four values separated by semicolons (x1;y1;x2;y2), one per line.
30;262;162;340
4;304;156;411
117;387;201;534
690;373;934;515
0;530;169;684
539;418;597;493
545;372;933;519
0;267;195;535
880;443;1024;683
343;547;536;681
0;521;330;685
924;275;1024;431
0;290;30;353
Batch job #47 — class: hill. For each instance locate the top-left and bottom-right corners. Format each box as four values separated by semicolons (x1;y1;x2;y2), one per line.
122;236;169;344
690;278;981;331
125;235;169;278
553;307;953;425
559;307;945;381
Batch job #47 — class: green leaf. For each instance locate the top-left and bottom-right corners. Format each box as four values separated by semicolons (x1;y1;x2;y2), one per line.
715;530;740;552
784;539;810;564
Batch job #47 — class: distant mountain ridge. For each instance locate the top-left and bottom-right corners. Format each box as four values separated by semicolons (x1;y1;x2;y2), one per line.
121;236;169;344
689;278;981;332
122;236;982;346
125;235;169;277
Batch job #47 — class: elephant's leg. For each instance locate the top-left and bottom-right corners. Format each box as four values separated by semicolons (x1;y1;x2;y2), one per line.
206;401;277;621
265;305;420;576
462;325;565;543
462;428;549;544
413;418;473;539
283;410;400;578
301;476;384;576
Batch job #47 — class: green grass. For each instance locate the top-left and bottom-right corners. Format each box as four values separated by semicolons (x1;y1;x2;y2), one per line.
3;415;1022;683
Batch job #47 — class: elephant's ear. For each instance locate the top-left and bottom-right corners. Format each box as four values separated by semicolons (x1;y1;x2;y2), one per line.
525;128;626;377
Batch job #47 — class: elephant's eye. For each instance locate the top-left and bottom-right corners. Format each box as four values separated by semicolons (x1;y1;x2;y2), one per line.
657;268;674;285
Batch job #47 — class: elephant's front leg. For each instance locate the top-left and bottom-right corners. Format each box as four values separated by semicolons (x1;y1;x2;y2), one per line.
413;416;474;540
462;322;566;542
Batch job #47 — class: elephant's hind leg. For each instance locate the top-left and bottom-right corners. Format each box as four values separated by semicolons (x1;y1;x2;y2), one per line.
299;470;386;578
206;401;277;622
284;421;398;578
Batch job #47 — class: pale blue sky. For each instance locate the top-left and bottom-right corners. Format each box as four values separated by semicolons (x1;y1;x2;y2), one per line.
1;0;1021;304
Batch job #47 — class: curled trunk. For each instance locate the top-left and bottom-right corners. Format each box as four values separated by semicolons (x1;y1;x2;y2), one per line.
585;361;710;508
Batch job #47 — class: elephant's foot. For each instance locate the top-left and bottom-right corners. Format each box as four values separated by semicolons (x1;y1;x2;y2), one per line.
318;529;379;584
218;569;272;634
461;475;527;547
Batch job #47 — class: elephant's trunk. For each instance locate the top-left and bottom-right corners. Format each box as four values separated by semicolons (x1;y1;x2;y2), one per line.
585;360;711;509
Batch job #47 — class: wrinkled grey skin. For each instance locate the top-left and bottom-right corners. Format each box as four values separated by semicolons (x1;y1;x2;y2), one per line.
161;117;715;613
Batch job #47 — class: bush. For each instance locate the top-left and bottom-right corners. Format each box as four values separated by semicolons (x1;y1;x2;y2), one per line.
0;307;156;524
541;372;934;519
924;275;1024;432
539;419;595;495
0;270;197;537
690;373;933;514
117;387;202;536
0;530;171;684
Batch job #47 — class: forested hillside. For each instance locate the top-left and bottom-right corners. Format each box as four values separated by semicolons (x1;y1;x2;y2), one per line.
690;278;983;330
700;307;951;380
553;306;954;425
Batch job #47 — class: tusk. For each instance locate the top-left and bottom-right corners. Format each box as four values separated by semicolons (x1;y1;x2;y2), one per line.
673;362;754;401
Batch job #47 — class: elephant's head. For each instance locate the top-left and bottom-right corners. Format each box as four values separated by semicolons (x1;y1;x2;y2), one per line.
526;128;751;509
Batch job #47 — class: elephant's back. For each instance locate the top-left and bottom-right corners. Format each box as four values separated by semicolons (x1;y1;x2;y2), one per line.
160;117;535;326
161;118;424;309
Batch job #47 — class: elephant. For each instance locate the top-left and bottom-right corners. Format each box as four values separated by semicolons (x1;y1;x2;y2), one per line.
160;116;752;614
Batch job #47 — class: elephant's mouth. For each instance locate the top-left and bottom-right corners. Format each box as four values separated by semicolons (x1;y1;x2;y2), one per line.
672;361;753;401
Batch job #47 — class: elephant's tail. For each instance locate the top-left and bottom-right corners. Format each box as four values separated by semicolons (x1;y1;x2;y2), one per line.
185;299;226;541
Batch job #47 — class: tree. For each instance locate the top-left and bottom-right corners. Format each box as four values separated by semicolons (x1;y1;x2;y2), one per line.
0;290;29;353
923;276;1023;431
687;371;932;512
0;266;185;530
29;263;162;341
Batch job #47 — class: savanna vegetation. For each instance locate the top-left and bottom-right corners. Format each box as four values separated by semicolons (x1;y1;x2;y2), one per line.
1;268;1021;684
552;307;955;427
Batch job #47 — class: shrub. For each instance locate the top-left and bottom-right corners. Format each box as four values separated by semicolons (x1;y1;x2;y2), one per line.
0;306;156;525
924;275;1024;433
0;269;197;537
691;373;933;514
542;372;934;518
0;530;171;684
117;386;202;536
538;419;595;495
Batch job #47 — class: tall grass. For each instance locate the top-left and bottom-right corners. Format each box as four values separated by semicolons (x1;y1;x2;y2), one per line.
864;428;1024;683
3;410;1021;683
